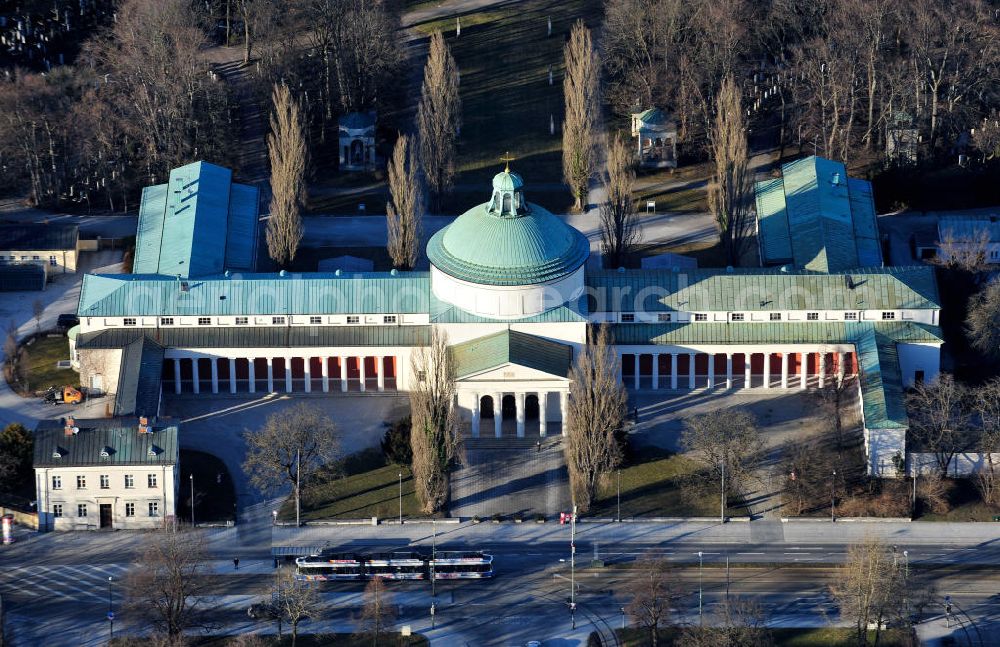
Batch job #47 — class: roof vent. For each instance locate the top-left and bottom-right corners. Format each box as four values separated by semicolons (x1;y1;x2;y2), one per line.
335;269;342;277
780;265;789;273
138;416;151;434
224;269;231;278
100;446;114;458
617;266;626;273
180;281;189;292
147;445;162;458
52;448;64;459
831;172;841;186
726;265;734;273
390;268;398;276
279;269;287;277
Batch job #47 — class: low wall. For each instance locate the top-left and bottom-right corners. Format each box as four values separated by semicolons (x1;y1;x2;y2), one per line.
77;239;99;252
907;452;1000;477
0;506;37;530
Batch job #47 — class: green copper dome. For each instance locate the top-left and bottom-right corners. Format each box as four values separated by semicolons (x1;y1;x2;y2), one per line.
427;171;589;286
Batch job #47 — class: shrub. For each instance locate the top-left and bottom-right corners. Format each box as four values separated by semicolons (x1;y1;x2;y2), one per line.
381;416;412;465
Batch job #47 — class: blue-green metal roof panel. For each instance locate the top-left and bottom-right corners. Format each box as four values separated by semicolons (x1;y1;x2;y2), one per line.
79;272;431;317
162;161;231;278
114;337;164;418
76;325;431;349
0;223;78;250
585;266;939;312
847;178;883;267
133;183;169;274
783;156;860;272
754;178;793;263
34;419;178;467
451;330;573;378
224;183;259;272
607;321;942;346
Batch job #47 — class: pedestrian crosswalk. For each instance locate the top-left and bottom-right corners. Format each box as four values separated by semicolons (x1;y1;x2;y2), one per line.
0;563;130;603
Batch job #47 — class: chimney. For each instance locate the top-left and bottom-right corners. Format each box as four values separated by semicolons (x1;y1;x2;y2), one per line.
138;416;150;434
64;416;76;436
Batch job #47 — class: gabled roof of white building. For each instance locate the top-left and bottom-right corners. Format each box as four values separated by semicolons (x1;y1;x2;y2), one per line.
586;266;939;312
451;330;573;379
34;418;178;468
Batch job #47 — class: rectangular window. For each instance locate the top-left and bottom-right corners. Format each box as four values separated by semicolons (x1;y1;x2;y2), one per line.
77;504;87;518
272;316;286;325
100;475;109;489
309;316;322;325
160;317;174;326
76;475;86;489
198;317;211;326
807;312;819;321
125;503;135;517
346;315;360;324
881;311;896;320
770;313;782;321
657;313;672;322
21;255;28;261
52;475;62;490
49;255;57;266
124;474;134;489
53;504;63;518
32;255;39;261
148;502;159;517
844;312;858;320
731;313;745;321
694;313;708;322
235;316;248;325
123;318;137;327
383;315;397;324
621;313;635;322
148;473;157;488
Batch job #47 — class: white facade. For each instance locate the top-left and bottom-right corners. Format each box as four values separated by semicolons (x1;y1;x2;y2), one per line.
431;263;586;320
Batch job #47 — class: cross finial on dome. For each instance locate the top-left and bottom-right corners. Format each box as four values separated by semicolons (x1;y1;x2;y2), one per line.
500;151;516;173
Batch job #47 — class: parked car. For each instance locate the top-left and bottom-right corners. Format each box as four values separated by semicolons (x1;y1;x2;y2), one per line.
56;314;79;331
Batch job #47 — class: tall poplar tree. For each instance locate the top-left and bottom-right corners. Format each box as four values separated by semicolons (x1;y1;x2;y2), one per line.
266;82;307;268
417;32;461;212
562;20;600;212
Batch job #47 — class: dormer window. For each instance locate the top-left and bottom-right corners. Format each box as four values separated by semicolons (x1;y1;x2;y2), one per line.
52;448;64;459
100;446;114;458
148;445;162;458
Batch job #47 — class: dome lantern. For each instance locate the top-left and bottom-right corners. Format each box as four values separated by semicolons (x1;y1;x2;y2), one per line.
489;153;526;217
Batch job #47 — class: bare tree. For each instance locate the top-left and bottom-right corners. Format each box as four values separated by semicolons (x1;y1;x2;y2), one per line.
710;75;754;266
32;299;44;333
681;409;763;506
782;439;839;516
242;403;341;524
359;577;395;644
905;374;971;477
626;552;680;647
386;133;424;270
966;277;1000;358
274;569;320;647
234;0;274;66
266;82;307;268
600;133;639;268
936;226;991;274
973;379;1000;506
409;328;460;513
562;19;601;212
417;32;461;211
831;538;909;647
679;596;772;647
125;530;210;638
564;324;626;512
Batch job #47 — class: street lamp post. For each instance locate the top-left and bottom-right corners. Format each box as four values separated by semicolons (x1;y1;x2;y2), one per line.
698;551;703;625
431;516;437;599
621;606;626;630
616;469;621;522
430;602;436;629
107;576;114;641
571;505;577;629
721;458;726;523
398;471;403;525
189;473;195;527
831;469;837;522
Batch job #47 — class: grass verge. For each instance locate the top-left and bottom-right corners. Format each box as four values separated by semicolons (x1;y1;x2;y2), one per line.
282;448;423;521
617;627;915;647
10;332;77;396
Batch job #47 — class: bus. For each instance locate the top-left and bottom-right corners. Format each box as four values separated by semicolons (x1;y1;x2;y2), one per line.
431;551;494;579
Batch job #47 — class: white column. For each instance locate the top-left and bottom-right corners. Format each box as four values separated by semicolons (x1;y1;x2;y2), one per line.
301;357;310;393
781;353;789;389
229;358;236;394
707;354;715;389
248;359;255;394
340;357;348;392
688;353;696;389
837;352;846;382
266;358;274;392
192;358;200;394
471;393;480;438
359;356;367;392
494;392;503;438
377;356;385;392
539;392;548;437
560;391;569;437
633;354;640;389
652;354;660;390
800;353;808;390
763;353;771;389
210;359;219;394
670;353;678;389
726;353;733;390
321;358;329;392
515;392;526;438
819;353;827;389
285;358;293;393
744;354;751;389
173;358;182;394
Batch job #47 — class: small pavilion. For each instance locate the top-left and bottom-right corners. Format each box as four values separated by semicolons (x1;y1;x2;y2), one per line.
630;108;678;168
338;112;377;171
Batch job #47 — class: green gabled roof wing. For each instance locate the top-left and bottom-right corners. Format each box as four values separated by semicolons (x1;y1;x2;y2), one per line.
755;178;793;264
33;419;178;467
133;183;169;274
451;330;573;379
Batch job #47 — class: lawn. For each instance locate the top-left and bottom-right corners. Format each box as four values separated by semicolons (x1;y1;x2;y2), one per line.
617;627;915;647
588;446;745;518
11;333;76;395
179;450;237;524
117;634;428;646
281;448;423;521
916;478;1000;522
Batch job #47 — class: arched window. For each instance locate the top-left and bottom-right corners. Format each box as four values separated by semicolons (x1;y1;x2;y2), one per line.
502;193;512;214
490;191;500;212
